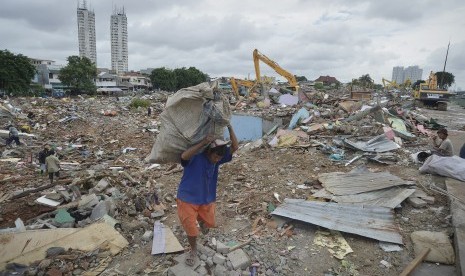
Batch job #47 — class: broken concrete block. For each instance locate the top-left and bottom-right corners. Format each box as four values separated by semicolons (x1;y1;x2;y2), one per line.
142;230;153;241
411;189;428;198
216;241;230;254
46;247;66;258
227;271;241;276
195;265;208;276
90;199;115;220
214;265;227;276
227;249;251;270
198;244;216;257
213;253;226;265
411;231;455;264
94;178;109;192
408;197;427;208
78;194;99;210
168;263;200;276
422;196;435;204
174;253;201;270
151;210;165;218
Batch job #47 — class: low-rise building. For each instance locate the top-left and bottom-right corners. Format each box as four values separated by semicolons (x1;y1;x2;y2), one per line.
30;58;67;92
120;72;152;91
314;76;340;86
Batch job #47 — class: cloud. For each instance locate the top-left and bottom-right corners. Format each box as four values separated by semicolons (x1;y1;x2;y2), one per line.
0;0;464;88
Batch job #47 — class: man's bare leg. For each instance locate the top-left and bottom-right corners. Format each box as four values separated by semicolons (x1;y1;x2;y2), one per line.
186;235;197;266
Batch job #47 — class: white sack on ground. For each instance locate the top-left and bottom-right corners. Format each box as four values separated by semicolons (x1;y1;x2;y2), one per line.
146;82;231;164
419;155;465;181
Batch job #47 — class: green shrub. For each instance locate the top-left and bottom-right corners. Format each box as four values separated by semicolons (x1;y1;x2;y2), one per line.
129;98;151;109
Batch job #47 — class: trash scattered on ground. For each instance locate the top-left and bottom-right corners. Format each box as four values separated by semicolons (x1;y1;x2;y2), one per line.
1;81;463;275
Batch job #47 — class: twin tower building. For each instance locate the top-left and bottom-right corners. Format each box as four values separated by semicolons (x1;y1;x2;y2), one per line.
77;1;128;73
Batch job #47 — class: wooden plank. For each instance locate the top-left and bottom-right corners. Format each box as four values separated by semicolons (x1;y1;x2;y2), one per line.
399;248;431;276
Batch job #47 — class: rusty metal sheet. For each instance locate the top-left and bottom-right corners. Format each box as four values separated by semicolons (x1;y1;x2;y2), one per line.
272;199;403;244
318;171;414;196
312;187;416;208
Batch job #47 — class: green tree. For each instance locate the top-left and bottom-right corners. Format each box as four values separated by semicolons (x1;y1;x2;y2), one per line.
174;67;208;90
435;71;455;89
59;56;97;94
373;84;383;90
314;83;324;90
412;80;425;90
358;74;374;88
0;49;36;96
295;75;307;82
150;67;177;91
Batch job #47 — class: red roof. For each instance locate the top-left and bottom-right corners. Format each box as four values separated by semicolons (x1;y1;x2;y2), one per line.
315;76;339;84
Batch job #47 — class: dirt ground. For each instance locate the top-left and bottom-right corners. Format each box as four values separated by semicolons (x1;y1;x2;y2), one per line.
1;97;464;276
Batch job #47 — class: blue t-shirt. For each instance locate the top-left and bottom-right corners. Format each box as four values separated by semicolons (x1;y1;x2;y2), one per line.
177;148;232;205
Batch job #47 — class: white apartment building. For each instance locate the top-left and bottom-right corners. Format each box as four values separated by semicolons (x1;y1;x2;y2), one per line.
77;1;97;64
391;66;423;84
391;66;404;84
111;7;128;73
404;66;423;83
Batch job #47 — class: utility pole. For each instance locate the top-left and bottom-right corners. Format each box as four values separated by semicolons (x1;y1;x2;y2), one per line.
440;41;450;89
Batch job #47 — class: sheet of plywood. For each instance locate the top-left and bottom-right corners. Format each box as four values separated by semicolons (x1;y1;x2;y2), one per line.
151;222;184;255
0;223;128;269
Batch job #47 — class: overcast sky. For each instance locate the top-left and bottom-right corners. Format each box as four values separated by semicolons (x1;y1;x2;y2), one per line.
1;0;464;90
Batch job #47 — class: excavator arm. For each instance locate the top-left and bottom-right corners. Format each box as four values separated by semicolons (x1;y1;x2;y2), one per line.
230;77;255;99
253;49;299;92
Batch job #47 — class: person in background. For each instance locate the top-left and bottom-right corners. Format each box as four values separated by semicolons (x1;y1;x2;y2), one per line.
45;150;61;184
431;128;454;157
5;126;20;147
38;145;51;175
147;106;152;117
176;125;238;266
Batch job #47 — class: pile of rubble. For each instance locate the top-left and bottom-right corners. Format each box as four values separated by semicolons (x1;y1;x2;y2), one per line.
0;84;463;275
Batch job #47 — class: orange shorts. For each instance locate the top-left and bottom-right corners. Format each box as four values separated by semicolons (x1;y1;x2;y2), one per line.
177;199;216;237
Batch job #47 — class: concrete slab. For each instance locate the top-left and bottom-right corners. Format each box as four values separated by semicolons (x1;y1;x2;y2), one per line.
168;263;200;276
445;178;465;228
174;253;201;270
410;262;456;276
455;228;465;276
227;249;251;270
446;178;465;275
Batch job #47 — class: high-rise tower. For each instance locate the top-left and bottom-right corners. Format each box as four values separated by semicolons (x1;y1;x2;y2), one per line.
77;0;97;64
111;7;128;73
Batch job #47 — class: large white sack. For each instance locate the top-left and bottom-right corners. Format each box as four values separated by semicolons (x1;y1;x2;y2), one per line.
419;155;465;181
146;82;231;164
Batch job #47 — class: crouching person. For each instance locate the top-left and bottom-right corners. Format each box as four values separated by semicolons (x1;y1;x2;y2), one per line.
176;125;238;266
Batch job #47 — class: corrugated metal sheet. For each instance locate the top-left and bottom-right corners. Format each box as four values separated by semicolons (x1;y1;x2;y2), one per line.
318;171;414;196
272;199;403;244
343;134;400;153
312;187;416;208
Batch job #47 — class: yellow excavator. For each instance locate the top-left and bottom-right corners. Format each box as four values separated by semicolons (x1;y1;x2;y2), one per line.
229;77;255;99
253;49;299;93
382;78;399;90
413;71;452;111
